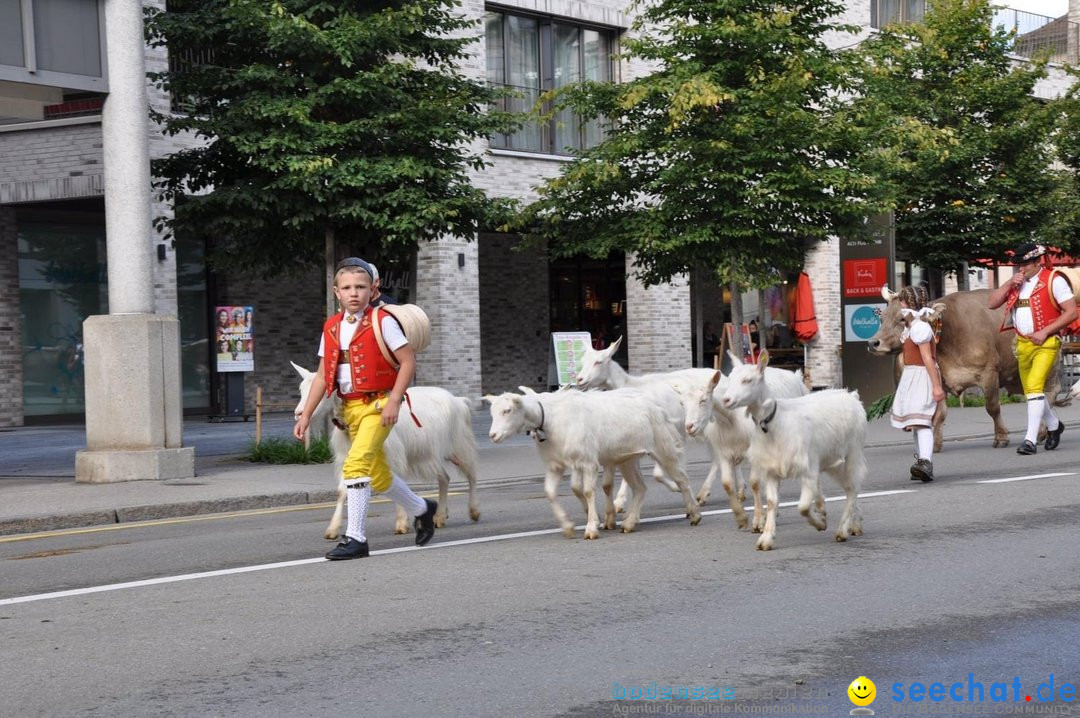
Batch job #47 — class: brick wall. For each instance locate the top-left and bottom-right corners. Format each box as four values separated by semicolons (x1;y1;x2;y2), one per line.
803;239;842;388
0;207;22;427
626;254;692;373
216;266;326;414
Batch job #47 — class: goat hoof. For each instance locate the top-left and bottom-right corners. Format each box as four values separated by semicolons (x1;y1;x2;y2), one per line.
562;526;576;538
434;516;446;529
469;509;480;522
835;534;848;542
584;530;599;540
695;492;709;506
393;526;409;535
756;539;774;551
621;524;637;534
689;514;702;526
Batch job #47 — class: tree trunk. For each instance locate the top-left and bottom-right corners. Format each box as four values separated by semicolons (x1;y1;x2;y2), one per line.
956;262;970;291
729;279;745;359
325;227;336;318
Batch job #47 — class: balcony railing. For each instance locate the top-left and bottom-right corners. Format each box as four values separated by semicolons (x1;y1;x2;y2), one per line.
992;7;1079;64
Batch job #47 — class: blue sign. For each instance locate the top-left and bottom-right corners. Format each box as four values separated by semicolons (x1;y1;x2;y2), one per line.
845;303;884;342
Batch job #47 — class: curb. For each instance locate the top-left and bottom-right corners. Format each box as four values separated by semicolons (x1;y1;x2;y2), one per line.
0;490;340;538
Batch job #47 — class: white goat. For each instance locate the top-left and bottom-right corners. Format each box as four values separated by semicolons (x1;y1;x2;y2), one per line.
486;388;700;539
720;351;865;551
1070;376;1080;402
576;336;806;510
292;363;480;537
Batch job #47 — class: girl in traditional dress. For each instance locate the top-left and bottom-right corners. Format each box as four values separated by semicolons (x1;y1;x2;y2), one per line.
889;285;946;482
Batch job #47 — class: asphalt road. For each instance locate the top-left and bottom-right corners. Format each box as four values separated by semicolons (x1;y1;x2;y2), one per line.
1;440;1079;717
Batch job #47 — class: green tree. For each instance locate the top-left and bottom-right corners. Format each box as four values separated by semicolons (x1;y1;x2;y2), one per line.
512;0;884;341
1045;78;1080;252
146;0;519;285
839;0;1063;274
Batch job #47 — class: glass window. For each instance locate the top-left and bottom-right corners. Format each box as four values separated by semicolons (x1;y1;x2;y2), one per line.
871;0;925;28
32;0;102;76
176;233;211;410
550;252;627;362
486;10;615;155
0;0;24;67
18;220;107;417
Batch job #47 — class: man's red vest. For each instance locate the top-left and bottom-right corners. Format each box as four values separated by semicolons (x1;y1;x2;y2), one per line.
1000;267;1064;335
322;308;397;398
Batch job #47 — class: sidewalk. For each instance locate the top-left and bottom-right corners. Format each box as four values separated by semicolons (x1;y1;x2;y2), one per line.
0;401;1053;536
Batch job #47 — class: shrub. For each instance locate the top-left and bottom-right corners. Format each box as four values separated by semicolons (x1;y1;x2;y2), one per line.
245;437;331;464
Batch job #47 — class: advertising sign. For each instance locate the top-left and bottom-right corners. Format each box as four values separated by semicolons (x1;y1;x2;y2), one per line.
844;303;885;343
842;258;887;299
551;332;592;386
214;305;254;372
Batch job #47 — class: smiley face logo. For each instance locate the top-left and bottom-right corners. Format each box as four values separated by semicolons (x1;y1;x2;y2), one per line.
848;676;876;707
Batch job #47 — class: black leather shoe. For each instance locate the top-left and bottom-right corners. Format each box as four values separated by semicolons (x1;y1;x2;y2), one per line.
414;499;438;546
1016;440;1037;456
325;538;369;560
910;459;934;483
1045;423;1065;451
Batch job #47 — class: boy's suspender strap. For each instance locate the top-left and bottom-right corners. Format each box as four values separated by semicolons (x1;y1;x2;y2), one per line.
371;306;400;370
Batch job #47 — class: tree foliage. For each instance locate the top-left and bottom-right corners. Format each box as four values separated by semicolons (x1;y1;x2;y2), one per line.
510;0;885;290
146;0;519;276
1045;77;1080;251
838;0;1065;271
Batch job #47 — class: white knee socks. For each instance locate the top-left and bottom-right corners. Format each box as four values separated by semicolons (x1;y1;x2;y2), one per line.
344;479;370;543
914;427;933;461
1042;399;1061;432
384;475;427;516
1026;397;1046;444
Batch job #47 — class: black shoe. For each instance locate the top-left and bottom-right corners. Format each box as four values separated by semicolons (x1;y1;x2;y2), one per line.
1016;440;1037;456
1045;423;1065;451
910;459;934;483
414;499;438;546
325;538;369;560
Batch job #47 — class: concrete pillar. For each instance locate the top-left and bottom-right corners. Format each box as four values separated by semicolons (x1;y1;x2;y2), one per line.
415;236;482;396
76;0;194;482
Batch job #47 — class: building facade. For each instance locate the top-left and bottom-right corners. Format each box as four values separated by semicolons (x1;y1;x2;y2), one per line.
1;0;1077;427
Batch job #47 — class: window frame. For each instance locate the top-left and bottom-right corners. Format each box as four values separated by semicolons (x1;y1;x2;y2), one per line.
485;6;618;156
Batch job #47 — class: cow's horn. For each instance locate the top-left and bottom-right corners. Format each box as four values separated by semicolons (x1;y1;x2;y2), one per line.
881;285;898;301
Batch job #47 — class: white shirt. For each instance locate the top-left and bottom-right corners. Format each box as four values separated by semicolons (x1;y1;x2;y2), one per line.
317;313;408;394
901;318;933;345
1013;274;1072;336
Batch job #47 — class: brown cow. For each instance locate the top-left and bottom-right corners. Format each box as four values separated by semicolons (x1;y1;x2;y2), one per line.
866;286;1059;451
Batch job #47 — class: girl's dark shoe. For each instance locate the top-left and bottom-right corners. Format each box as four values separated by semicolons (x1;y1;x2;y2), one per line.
910;459;934;482
326;538;369;560
1016;440;1037;455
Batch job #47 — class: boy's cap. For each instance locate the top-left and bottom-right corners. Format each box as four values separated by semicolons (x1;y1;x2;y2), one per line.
335;257;375;280
369;264;379;282
1012;243;1046;263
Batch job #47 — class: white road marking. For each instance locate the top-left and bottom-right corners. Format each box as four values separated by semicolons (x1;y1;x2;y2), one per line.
977;472;1076;484
0;489;914;607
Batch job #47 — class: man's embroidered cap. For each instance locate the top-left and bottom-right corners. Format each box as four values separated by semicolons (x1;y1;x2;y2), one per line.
1013;243;1047;263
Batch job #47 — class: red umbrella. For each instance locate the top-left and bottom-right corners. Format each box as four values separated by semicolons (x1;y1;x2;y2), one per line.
792;271;819;342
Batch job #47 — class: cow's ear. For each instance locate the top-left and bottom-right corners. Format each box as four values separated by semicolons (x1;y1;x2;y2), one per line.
929;302;947;321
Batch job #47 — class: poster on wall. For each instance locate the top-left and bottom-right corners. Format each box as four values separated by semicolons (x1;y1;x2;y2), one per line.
214;305;254;372
844;303;885;343
551;332;592;386
842;258;888;299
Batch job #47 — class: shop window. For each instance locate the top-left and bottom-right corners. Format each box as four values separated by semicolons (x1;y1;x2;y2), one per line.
176;233;211;410
17;218;107;417
550;252;627;363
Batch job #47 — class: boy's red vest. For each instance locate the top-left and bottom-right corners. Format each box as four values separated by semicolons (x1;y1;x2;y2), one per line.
1000;268;1064;335
322;308;397;398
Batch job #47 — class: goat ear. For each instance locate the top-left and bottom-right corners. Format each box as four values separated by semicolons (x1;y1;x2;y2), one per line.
518;385;538;395
727;349;743;367
709;370;722;391
290;361;313;379
607;335;624;354
482;394;497;405
757;350;771;370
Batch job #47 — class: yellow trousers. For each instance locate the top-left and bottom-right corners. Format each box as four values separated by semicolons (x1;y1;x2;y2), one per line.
341;396;393;492
1017;335;1061;398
